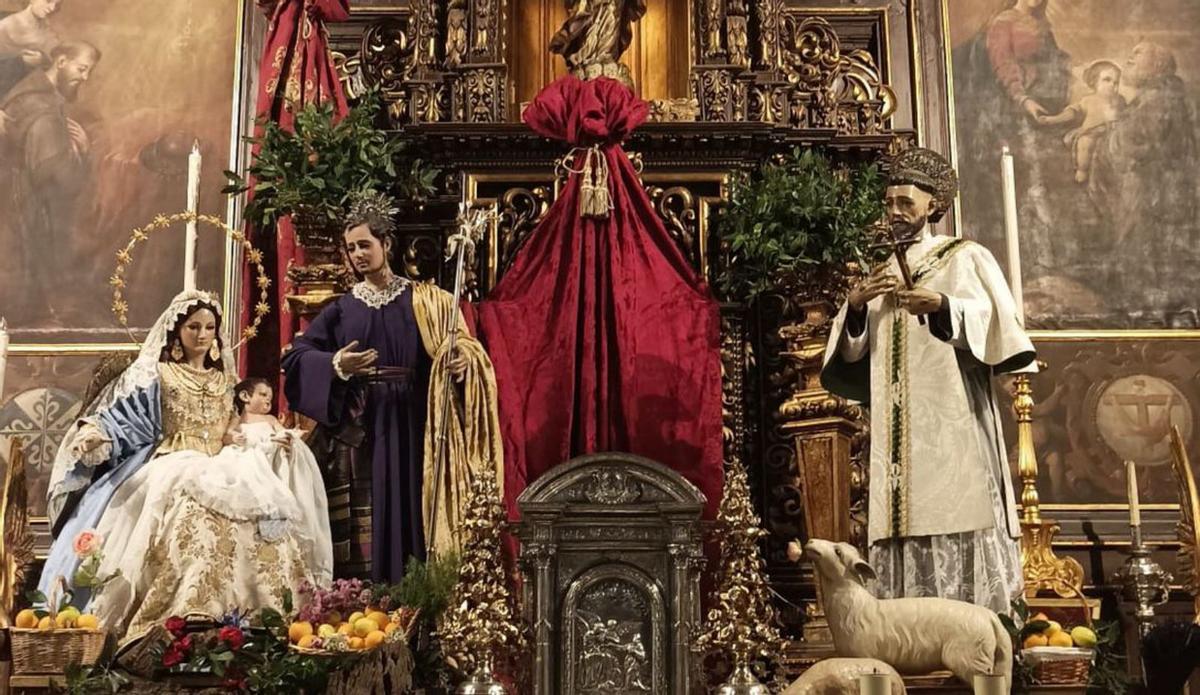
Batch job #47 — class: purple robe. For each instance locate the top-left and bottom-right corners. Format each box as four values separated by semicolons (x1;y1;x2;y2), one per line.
281;289;430;582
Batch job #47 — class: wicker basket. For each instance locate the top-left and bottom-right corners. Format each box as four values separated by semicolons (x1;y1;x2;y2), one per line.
10;627;107;675
1021;646;1094;685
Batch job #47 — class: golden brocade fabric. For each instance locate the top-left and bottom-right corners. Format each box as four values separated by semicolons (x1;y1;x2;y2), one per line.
123;496;308;642
157;363;233;457
411;283;504;556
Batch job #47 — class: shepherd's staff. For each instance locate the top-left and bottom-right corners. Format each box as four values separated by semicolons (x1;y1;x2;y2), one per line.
427;202;494;554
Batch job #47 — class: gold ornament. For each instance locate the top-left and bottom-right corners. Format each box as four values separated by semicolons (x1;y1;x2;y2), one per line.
109;212;270;350
695;458;787;688
170;340;184;362
209;342;221;362
438;466;526;685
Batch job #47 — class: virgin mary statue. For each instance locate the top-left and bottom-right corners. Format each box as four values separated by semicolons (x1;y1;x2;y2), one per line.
41;290;333;642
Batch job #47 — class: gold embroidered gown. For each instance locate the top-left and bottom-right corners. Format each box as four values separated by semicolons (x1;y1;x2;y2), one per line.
88;362;332;642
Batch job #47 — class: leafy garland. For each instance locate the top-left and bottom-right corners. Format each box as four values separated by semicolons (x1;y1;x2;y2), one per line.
715;148;887;304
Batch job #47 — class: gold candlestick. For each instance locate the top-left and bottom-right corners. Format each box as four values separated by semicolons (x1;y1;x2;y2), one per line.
1013;372;1085;598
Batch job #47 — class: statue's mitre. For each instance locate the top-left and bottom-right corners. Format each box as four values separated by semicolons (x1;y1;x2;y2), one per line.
887;146;959;222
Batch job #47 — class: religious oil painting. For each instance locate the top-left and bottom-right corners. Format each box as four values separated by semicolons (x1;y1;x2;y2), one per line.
0;0;238;343
945;0;1200;329
996;339;1199;506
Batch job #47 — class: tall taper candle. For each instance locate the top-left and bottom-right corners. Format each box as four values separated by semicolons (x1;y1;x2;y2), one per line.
1126;460;1141;527
184;141;201;292
1001;146;1024;326
0;317;8;402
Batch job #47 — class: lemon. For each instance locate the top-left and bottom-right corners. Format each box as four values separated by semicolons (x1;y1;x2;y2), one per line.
318;624;337;638
366;611;389;630
14;609;37;629
37;616;53;630
347;611;365;625
1045;620;1063;635
354;618;377;638
1070;626;1098;648
76;614;99;630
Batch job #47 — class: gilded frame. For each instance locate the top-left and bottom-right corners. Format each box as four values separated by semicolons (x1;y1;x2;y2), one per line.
2;0;257;558
914;0;1200;514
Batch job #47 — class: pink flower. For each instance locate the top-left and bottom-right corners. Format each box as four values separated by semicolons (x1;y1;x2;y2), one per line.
72;530;102;558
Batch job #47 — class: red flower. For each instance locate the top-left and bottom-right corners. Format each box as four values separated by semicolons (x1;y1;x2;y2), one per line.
218;625;245;650
161;644;185;668
164;615;187;637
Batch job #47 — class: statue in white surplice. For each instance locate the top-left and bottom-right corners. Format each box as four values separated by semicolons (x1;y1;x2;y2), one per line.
821;147;1036;614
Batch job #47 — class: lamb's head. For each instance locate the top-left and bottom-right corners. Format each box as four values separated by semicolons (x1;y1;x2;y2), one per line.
804;539;877;587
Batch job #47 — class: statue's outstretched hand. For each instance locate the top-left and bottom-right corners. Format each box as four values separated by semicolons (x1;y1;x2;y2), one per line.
335;340;378;376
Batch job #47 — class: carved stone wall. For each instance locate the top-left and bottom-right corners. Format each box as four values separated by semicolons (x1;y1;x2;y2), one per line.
516;453;706;695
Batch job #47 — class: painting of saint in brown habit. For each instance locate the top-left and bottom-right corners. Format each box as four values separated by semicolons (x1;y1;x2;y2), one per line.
0;0;237;341
948;0;1200;329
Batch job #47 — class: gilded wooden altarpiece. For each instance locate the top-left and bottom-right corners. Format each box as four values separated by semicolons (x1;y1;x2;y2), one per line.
332;1;913;654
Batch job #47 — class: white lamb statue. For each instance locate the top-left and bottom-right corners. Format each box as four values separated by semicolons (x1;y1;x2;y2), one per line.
797;538;1012;691
782;658;905;695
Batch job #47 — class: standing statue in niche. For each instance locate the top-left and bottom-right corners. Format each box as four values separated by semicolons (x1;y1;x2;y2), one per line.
549;0;647;86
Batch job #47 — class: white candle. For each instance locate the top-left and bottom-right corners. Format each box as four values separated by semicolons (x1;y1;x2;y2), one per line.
973;673;1008;695
1001;146;1024;326
183;141;202;292
1126;460;1141;527
0;317;8;401
859;672;891;695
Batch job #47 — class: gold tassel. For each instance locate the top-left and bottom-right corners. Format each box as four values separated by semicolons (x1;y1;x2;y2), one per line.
577;146;612;220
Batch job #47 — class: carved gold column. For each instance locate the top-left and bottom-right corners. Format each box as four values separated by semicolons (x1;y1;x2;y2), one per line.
778;301;864;651
1013;372;1085;598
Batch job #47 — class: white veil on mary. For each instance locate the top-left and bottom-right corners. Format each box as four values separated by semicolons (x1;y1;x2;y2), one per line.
46;290;237;525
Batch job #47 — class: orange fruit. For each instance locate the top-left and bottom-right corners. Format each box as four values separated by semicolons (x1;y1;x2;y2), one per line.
364;630;386;649
348;637;364;651
76;614;99;630
297;634;319;649
366;611;389;630
37;616;53;630
14;609;37;629
384;622;400;636
1049;631;1073;647
288;621;314;644
337;623;354;636
1023;634;1049;649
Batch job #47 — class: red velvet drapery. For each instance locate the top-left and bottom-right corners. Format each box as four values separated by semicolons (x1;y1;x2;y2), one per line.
478;76;725;520
240;0;350;410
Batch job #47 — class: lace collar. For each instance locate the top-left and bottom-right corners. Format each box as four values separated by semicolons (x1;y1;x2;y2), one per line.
351;275;411;309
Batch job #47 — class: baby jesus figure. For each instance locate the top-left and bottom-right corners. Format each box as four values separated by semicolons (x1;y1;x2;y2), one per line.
1036;60;1126;183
